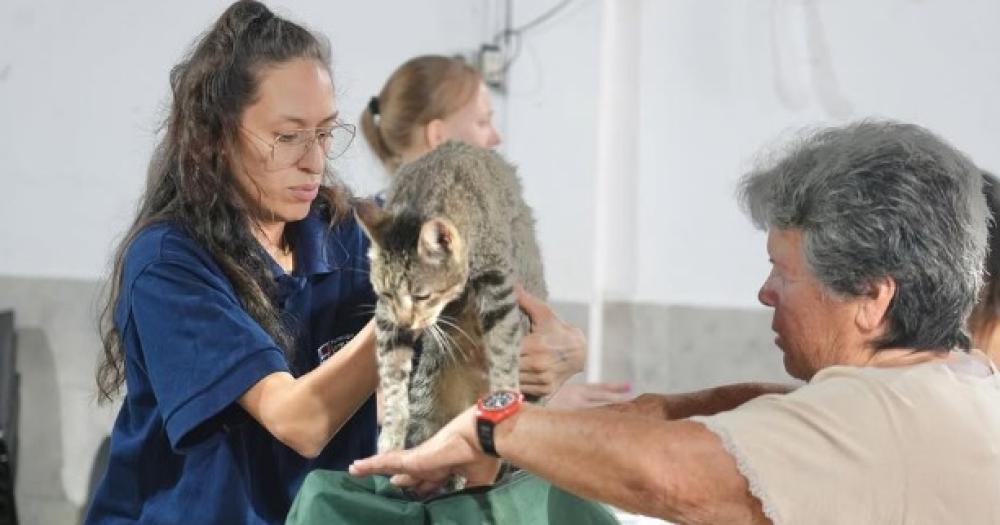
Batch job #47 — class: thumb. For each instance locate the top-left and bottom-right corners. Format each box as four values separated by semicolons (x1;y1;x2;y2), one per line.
515;284;555;324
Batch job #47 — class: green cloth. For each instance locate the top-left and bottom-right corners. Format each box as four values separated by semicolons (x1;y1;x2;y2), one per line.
286;470;619;525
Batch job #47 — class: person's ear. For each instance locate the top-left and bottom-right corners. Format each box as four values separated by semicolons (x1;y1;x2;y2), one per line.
856;276;896;333
424;119;448;150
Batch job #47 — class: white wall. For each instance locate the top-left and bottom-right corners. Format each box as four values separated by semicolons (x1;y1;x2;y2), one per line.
635;0;1000;308
0;0;488;280
503;0;1000;307
2;0;999;302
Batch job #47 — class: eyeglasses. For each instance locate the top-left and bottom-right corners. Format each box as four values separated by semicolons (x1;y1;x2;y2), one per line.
240;123;356;170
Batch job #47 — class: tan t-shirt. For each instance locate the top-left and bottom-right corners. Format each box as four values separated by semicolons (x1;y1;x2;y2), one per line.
692;351;1000;525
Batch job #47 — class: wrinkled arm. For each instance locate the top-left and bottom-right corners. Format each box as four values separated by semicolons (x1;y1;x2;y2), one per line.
605;382;797;420
351;403;770;524
493;406;770;523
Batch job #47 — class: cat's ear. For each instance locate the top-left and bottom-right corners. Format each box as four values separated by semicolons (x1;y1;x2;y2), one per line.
353;199;387;245
418;217;463;264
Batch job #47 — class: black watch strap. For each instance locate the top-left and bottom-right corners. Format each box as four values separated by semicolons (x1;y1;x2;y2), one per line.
477;419;500;457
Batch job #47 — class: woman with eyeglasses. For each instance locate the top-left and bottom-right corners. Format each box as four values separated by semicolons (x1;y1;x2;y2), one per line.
361;56;632;408
86;2;379;523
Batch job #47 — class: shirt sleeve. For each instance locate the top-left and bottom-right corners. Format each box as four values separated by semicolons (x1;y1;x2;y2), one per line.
129;258;290;452
690;369;904;525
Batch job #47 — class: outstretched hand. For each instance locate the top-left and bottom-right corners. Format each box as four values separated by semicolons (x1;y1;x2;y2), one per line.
517;287;587;397
349;407;501;498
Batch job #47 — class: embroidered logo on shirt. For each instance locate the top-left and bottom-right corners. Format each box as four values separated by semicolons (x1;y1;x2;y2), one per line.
317;333;355;363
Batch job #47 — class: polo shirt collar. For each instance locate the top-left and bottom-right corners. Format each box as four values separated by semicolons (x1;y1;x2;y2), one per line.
290;210;334;276
266;209;351;280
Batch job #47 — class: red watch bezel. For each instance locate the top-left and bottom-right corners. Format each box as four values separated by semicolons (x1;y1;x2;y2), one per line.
475;390;524;424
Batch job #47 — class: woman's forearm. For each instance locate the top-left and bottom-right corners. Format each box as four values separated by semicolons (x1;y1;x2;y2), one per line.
243;321;379;457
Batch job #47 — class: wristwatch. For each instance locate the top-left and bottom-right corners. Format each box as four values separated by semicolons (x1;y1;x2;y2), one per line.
475;390;524;457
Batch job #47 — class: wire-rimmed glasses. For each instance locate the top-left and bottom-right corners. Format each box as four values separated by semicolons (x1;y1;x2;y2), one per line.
241;123;356;170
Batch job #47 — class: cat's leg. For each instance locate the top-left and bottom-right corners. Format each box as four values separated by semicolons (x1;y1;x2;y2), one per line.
376;310;416;453
472;269;523;393
406;343;469;493
404;342;442;449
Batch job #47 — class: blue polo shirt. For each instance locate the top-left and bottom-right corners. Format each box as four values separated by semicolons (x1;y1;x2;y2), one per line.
85;210;378;525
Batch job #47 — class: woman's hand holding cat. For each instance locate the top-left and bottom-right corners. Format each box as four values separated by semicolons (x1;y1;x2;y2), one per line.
349;406;500;497
516;287;587;397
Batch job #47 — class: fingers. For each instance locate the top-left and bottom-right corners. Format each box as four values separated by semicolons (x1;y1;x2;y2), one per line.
519;351;554;373
519;370;557;388
351;410;488;495
518;335;550;359
413;478;447;497
349;450;406;477
390;473;446;490
350;449;453;491
390;474;450;499
389;473;420;487
515;285;556;325
520;373;559;397
519;382;551;397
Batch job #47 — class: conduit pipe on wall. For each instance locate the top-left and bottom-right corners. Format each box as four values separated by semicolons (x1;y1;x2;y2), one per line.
589;0;640;382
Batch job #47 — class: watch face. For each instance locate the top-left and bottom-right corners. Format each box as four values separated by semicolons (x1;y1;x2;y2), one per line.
483;391;517;410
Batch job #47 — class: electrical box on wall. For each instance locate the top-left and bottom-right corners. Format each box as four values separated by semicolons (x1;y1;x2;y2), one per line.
478;43;505;90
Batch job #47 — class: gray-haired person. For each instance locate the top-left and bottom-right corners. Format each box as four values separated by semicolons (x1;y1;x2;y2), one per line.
351;120;1000;524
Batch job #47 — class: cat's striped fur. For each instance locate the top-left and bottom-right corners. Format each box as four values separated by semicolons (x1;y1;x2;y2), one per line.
355;141;547;454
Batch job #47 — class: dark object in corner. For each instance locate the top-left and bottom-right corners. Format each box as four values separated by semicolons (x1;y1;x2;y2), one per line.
0;310;20;525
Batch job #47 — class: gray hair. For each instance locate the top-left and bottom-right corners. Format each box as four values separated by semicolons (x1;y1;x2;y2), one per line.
739;120;987;350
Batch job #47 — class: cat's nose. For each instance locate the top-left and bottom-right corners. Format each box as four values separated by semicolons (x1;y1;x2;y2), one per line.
393;309;417;328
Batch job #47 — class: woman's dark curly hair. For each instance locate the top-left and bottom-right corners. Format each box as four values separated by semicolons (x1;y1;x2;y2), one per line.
96;0;350;402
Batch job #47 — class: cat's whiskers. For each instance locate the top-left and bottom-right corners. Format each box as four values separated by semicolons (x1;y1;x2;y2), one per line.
441;324;468;364
435;317;477;352
428;324;458;365
439;328;469;362
431;323;459;363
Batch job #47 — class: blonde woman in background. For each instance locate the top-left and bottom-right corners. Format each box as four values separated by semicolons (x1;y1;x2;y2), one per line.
361;55;632;407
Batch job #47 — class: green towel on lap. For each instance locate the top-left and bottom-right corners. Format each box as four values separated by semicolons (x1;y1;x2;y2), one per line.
286;469;619;524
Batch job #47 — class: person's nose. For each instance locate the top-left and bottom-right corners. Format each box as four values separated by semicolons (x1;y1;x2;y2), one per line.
758;276;777;307
488;125;502;149
297;136;325;174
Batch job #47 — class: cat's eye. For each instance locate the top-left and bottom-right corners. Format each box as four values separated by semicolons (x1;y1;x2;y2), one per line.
412;293;431;302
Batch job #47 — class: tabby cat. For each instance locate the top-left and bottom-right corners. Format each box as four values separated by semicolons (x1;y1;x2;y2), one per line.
355;141;547;454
